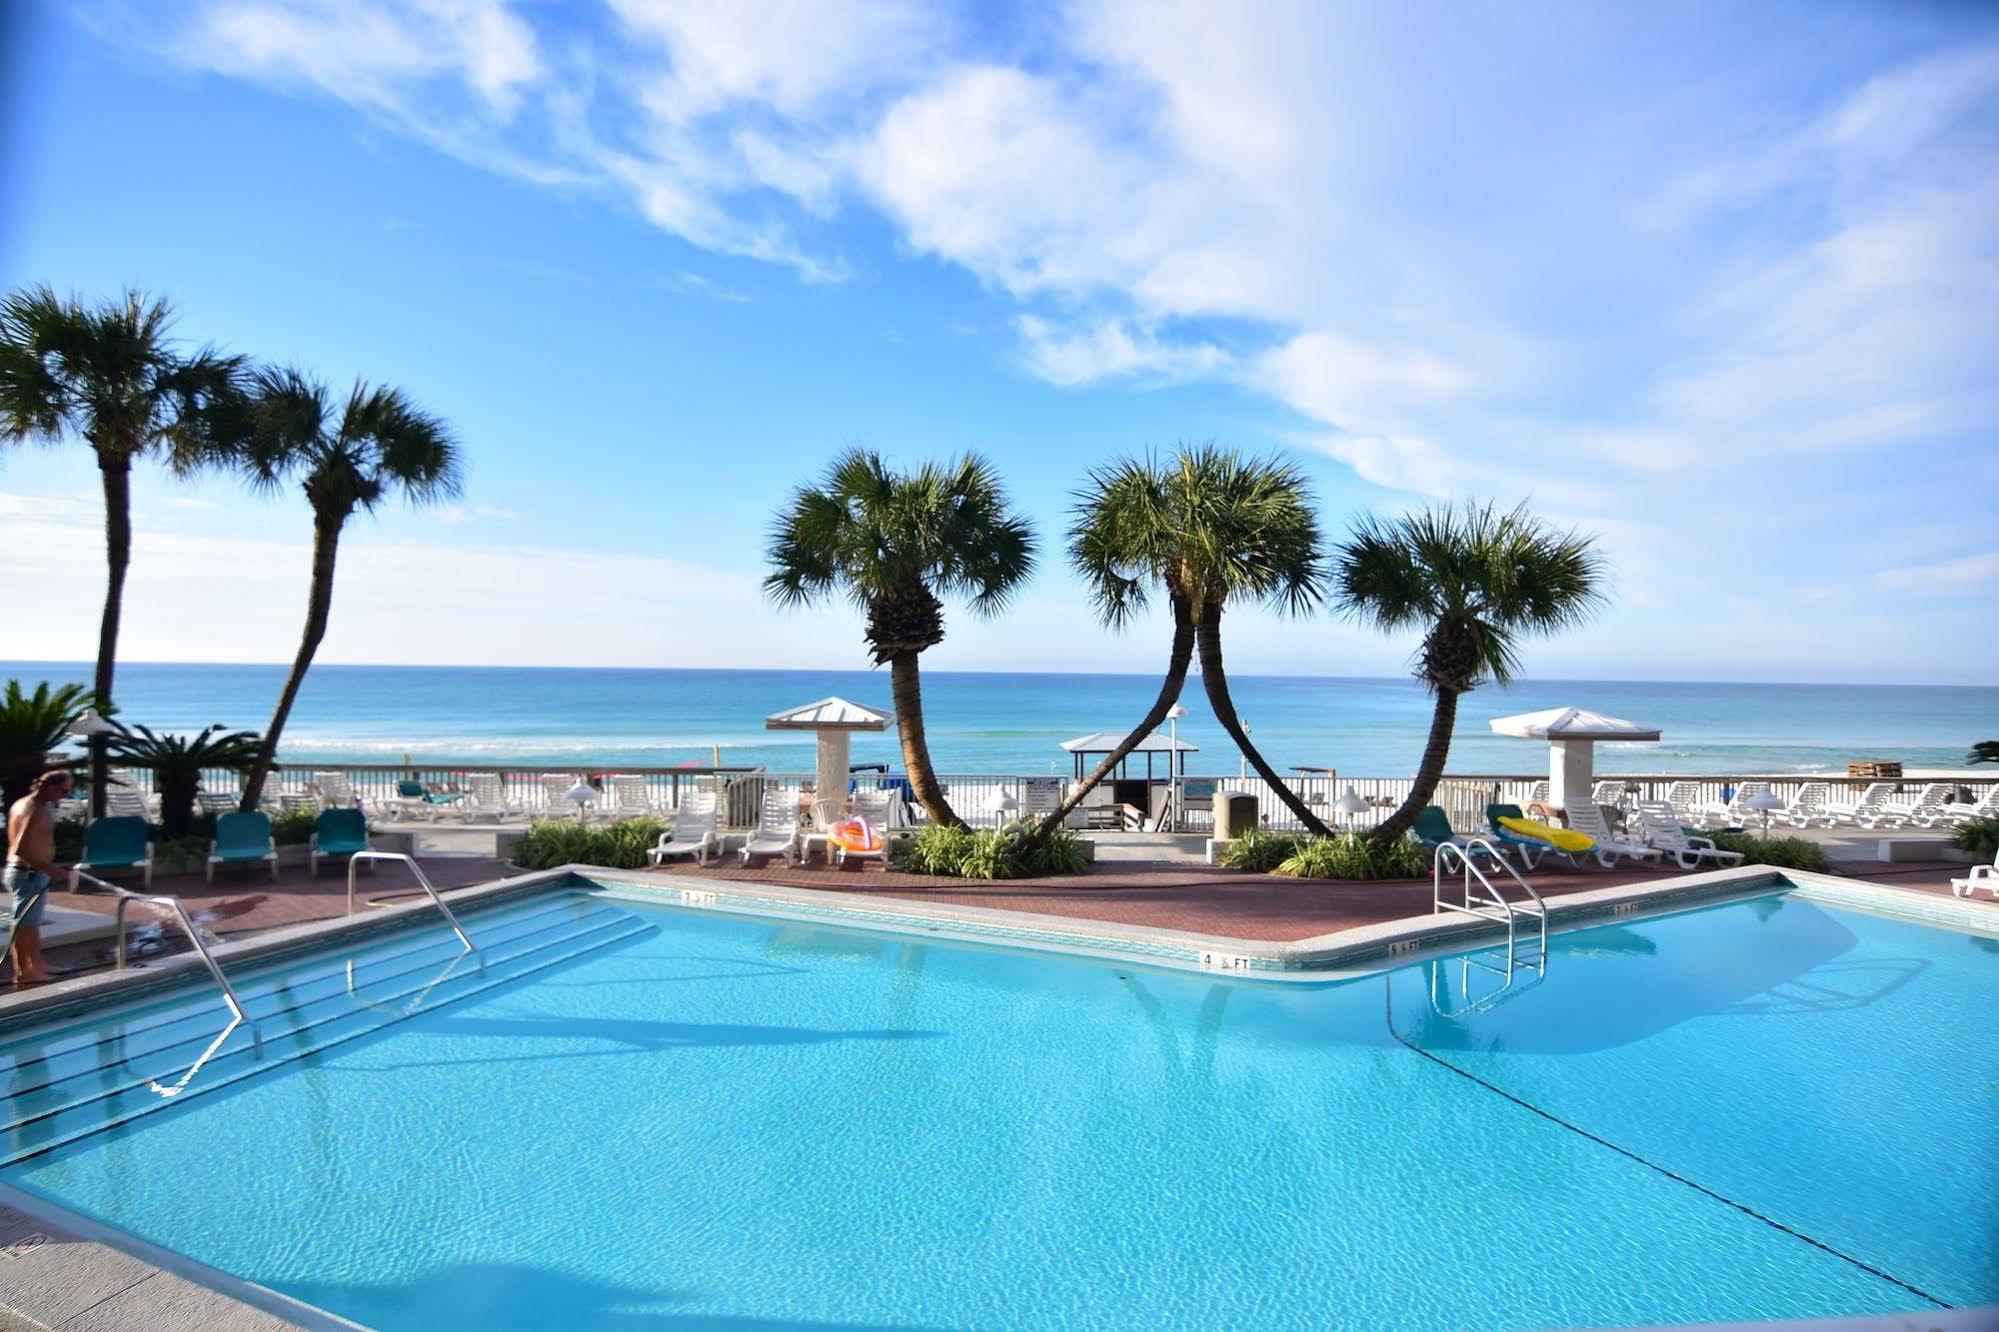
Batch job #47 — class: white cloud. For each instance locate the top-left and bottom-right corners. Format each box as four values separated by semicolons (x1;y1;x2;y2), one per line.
1015;316;1227;387
1875;551;1999;592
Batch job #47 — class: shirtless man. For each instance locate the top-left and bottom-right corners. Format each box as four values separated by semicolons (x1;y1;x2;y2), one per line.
6;770;72;985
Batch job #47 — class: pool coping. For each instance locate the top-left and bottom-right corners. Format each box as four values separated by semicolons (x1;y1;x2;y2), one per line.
583;862;1999;983
2;861;1993;1029
0;861;1992;1330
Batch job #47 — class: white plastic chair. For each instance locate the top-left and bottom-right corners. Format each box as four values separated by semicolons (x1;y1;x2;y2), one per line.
458;773;519;822
648;793;720;867
1951;849;1996;899
311;771;362;813
1565;800;1663;868
739;791;800;866
608;775;655;822
1633;803;1746;871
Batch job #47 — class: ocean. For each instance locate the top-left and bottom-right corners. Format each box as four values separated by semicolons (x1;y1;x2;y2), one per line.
4;662;1994;778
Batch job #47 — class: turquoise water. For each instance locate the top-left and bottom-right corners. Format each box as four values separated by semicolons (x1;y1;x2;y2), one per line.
6;660;1996;775
4;888;1994;1329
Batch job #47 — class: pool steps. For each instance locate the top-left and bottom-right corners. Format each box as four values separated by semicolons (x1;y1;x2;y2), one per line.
0;895;653;1165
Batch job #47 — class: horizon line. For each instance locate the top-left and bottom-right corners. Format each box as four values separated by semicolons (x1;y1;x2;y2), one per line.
2;659;1992;692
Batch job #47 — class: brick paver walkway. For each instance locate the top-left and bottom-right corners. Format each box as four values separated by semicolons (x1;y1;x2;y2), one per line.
8;850;1987;985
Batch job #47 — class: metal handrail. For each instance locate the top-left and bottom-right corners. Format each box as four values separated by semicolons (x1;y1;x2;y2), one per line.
347;852;474;952
52;870;260;1043
1433;839;1548;971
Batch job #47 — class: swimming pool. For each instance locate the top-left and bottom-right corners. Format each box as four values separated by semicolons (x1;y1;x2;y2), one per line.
2;879;1993;1329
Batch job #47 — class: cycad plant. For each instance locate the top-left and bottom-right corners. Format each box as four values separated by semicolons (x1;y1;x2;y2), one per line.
1039;446;1331;837
766;449;1036;828
0;287;247;812
235;368;463;809
105;723;264;839
0;680;95;811
1335;501;1606;842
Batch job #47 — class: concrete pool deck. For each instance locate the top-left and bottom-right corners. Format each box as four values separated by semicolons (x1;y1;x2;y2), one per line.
9;835;1991;985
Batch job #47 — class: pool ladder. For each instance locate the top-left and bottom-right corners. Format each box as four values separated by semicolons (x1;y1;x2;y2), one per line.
1431;839;1548;1013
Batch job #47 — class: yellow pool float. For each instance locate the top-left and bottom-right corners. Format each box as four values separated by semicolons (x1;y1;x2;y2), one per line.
1495;816;1595;853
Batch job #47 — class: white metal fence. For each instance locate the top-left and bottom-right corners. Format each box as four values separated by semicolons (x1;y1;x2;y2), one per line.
144;763;1995;833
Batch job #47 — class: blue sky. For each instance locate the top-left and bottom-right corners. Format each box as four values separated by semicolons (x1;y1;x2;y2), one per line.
2;0;1995;684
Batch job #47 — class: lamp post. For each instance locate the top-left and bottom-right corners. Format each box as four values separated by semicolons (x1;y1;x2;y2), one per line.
565;778;598;824
1335;784;1371;834
1745;788;1785;840
1167;704;1188;831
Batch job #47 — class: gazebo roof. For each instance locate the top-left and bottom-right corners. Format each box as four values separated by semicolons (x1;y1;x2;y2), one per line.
1060;731;1200;754
1489;707;1661;743
764;697;894;731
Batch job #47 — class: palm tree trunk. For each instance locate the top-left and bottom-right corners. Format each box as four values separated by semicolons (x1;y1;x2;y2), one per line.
1370;686;1459;842
889;651;960;829
1195;607;1331;837
241;514;343;810
89;454;132;817
1034;597;1196;839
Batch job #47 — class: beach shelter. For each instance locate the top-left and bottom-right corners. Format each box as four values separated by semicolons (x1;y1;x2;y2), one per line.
1059;732;1199;782
1489;707;1661;814
765;697;894;812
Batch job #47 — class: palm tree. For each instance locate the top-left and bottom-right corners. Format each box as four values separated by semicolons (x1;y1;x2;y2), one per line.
1335;501;1606;843
0;287;247;813
235;369;463;810
765;449;1035;828
1039;446;1331;837
107;723;263;840
0;680;95;811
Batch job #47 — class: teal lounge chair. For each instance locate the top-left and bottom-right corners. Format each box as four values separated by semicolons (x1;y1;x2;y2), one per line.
310;808;372;878
69;816;153;892
1412;806;1499;862
207;811;278;884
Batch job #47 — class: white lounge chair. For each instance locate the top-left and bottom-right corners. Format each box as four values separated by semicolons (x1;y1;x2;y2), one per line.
1783;782;1835;828
457;773;519;822
1853;782;1924;829
740;791;800;866
1942;788;1999;827
1881;783;1954;829
540;773;600;821
104;769;151;820
310;770;362;813
1565;801;1663;868
1663;781;1704;828
648;793;720;867
607;775;656;822
836;791;898;868
1823;782;1894;827
1951;849;1997;899
1697;781;1768;829
1590;780;1630;811
1633;802;1747;871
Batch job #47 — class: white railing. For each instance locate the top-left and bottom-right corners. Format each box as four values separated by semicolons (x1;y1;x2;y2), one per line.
115;764;1993;833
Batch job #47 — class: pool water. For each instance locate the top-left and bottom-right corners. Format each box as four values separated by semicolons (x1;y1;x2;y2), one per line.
4;887;1994;1329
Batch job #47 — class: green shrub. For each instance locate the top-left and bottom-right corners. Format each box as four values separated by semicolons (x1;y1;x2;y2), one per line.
891;823;1090;880
509;817;668;871
1951;815;1999;860
269;805;319;846
1277;832;1427;881
1216;827;1305;873
54;816;86;862
1700;829;1831;873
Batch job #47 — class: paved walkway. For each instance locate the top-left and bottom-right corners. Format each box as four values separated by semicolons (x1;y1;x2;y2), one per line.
7;847;1989;985
649;853;1992;943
